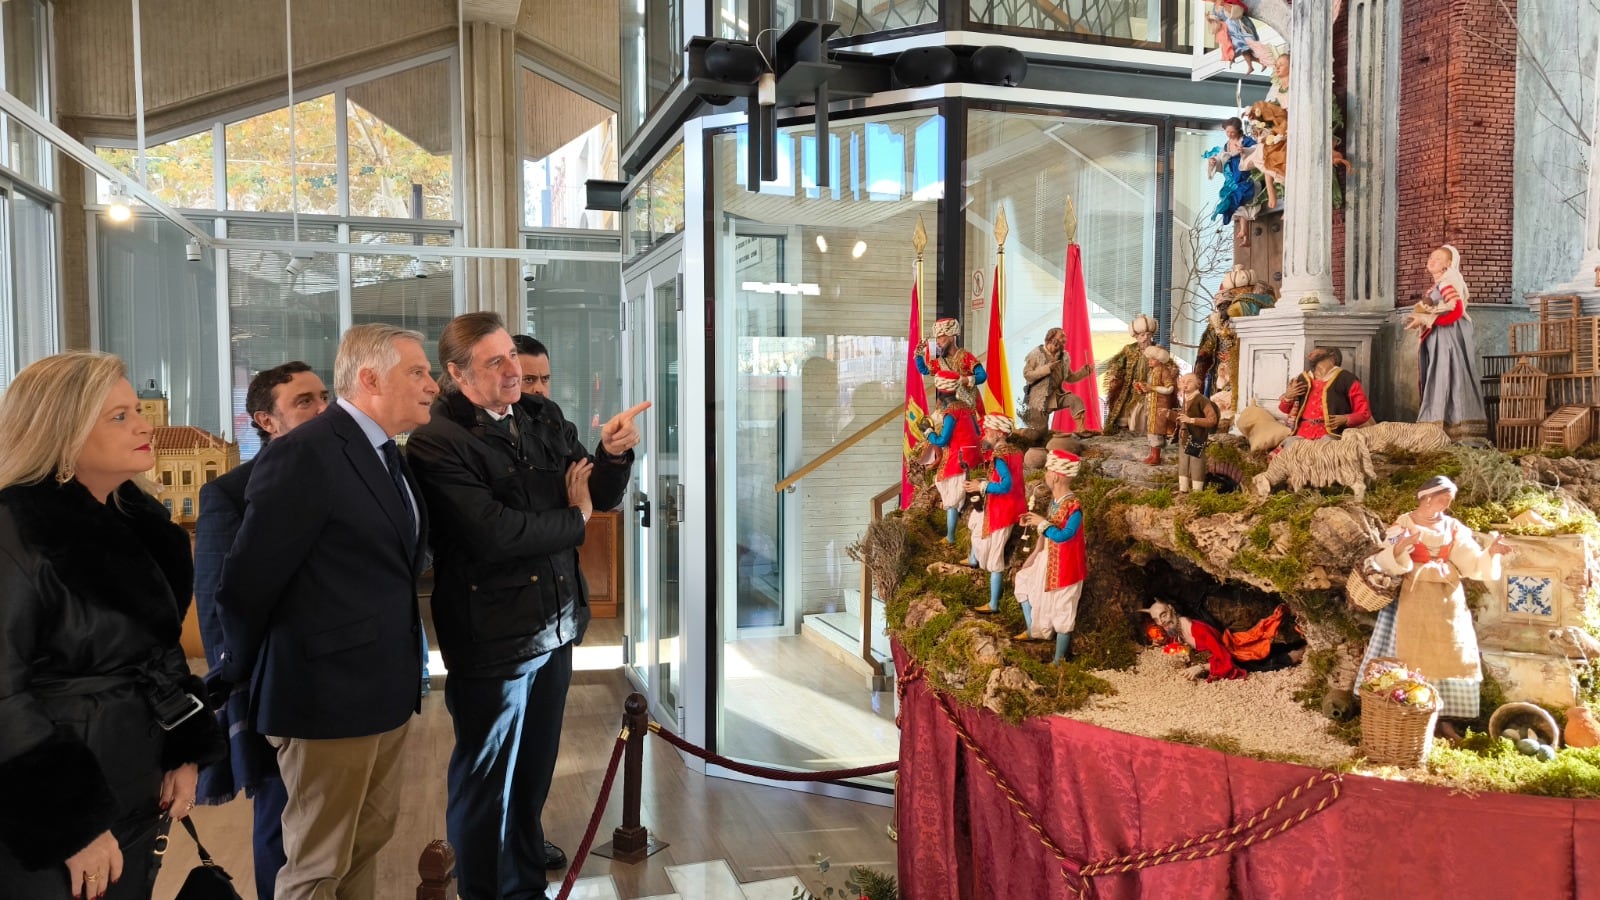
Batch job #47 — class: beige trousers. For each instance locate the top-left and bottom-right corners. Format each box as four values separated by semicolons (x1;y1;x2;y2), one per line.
267;720;412;900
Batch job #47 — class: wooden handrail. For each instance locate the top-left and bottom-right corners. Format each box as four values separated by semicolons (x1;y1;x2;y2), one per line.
773;405;903;494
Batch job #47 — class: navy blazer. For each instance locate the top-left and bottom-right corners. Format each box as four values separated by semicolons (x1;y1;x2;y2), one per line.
216;402;429;740
194;459;253;670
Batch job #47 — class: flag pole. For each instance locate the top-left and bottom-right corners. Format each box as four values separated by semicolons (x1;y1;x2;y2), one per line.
914;216;927;321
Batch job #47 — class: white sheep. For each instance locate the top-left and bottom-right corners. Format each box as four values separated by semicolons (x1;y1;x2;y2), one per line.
1252;430;1376;500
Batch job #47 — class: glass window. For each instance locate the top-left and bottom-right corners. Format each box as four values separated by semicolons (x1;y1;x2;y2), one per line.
1170;125;1235;367
627;143;685;259
524;237;623;450
226;222;339;459
349;228;458;365
225;96;339;214
96;132;219;210
711;109;941;782
621;0;684;146
4;0;51;187
714;0;937;39
521;69;618;229
182;497;194;516
181;469;193;486
346;61;455;220
96;215;222;434
12;191;57;371
965;110;1157;395
971;0;1167;45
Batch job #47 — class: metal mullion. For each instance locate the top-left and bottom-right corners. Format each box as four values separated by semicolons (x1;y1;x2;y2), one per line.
335;85;349;218
213;121;226;211
337;221;352;333
214;217;232;441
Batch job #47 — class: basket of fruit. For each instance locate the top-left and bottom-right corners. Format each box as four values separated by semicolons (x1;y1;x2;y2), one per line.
1359;658;1440;767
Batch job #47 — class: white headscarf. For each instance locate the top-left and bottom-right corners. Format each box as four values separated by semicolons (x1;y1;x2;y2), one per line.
1435;244;1471;309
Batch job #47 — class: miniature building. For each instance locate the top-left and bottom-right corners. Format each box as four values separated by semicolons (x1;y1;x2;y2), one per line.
138;382;239;527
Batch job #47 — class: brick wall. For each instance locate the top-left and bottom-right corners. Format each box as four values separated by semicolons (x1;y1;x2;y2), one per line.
1396;0;1520;305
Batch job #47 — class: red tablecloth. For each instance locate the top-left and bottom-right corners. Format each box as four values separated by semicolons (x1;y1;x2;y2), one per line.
894;643;1600;899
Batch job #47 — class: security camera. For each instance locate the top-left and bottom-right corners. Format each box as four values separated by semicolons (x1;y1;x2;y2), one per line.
407;256;428;279
521;261;538;283
284;252;314;278
185;238;203;263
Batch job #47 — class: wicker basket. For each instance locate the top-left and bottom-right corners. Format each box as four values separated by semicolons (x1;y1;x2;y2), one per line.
1359;657;1440;768
1346;563;1401;612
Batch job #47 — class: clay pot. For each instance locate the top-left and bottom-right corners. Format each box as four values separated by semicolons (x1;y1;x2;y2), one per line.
1565;706;1600;749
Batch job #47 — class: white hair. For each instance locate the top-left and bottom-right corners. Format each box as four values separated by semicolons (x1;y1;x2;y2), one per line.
334;324;426;399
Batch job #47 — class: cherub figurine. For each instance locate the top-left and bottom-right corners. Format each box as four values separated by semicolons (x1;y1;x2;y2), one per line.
1207;0;1271;72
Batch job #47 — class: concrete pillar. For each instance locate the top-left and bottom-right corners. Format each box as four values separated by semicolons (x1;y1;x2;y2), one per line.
1277;0;1339;310
462;22;521;323
1344;0;1400;311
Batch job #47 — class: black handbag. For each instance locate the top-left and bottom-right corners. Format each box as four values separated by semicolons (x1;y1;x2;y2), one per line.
171;816;244;900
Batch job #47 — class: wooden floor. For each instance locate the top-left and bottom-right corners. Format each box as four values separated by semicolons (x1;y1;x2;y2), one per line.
155;619;899;899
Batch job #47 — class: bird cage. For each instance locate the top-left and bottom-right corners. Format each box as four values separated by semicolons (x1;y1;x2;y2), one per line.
1541;294;1580;321
1497;358;1550;450
1541;406;1592;452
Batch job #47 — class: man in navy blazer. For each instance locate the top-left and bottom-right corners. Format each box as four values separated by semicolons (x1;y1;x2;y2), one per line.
194;360;327;900
216;324;437;900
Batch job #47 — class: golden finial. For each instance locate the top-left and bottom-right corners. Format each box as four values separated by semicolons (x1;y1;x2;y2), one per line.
995;206;1009;251
1065;196;1078;245
912;216;928;260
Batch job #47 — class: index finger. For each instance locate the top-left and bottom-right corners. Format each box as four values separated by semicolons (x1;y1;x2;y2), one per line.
614;400;653;422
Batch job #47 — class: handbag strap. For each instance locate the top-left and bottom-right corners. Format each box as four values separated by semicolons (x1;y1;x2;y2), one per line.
180;816;218;867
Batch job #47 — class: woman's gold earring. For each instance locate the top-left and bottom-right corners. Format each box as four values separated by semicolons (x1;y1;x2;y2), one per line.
55;466;73;485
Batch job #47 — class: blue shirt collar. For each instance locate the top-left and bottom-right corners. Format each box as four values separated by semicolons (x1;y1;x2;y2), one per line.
336;397;391;449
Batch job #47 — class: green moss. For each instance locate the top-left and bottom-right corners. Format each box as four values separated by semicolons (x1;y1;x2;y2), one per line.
1186;488;1252;517
1160;729;1319;766
1426;733;1600;798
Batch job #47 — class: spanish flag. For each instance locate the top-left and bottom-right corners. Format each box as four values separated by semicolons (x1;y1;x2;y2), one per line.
901;278;929;510
979;258;1013;419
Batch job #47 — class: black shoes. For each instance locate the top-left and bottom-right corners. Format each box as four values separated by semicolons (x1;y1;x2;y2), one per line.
544;840;567;870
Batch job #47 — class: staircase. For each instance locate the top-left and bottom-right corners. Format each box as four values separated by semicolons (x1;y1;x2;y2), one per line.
800;586;891;680
556;860;806;899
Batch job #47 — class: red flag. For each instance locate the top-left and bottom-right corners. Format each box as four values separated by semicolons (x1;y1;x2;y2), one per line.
901;279;930;510
1052;242;1102;432
979;262;1013;418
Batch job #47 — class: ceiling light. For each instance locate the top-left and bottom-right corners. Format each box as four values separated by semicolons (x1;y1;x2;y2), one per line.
185;238;202;263
107;185;132;223
815;235;828;253
852;240;867;259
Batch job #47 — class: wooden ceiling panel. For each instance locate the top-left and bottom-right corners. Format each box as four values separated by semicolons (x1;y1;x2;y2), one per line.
520;68;611;161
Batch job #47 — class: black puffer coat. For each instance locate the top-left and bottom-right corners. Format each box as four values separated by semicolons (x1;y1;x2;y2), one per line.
407;389;633;675
0;479;224;872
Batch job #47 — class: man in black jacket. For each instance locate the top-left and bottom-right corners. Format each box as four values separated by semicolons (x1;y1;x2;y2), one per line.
407;312;643;900
194;360;327;900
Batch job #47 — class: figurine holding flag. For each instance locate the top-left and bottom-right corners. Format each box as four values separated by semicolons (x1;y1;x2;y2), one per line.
900;218;933;511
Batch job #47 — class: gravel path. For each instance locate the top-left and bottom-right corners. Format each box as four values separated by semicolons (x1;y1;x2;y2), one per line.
1066;648;1359;768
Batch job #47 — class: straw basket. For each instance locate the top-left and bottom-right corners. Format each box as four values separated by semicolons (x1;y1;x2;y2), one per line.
1345;562;1401;613
1359;657;1440;768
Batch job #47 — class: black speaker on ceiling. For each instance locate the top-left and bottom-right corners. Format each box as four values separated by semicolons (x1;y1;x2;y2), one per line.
892;46;958;88
704;40;765;84
968;46;1027;87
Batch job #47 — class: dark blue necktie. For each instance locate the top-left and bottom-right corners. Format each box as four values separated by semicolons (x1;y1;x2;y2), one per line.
380;439;416;536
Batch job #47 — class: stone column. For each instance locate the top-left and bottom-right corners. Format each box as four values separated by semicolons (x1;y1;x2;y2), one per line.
1344;0;1400;311
1562;37;1600;308
1276;0;1339;311
462;22;521;322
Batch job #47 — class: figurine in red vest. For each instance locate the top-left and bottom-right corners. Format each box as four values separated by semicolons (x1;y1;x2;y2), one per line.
927;374;983;544
967;415;1027;616
1014;450;1087;663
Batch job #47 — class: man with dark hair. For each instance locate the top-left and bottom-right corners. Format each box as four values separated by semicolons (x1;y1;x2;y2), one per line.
407;312;646;899
512;333;551;399
1278;346;1371;443
193;361;327;900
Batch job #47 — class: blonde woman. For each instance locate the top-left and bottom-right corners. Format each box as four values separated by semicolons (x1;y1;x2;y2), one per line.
0;352;223;898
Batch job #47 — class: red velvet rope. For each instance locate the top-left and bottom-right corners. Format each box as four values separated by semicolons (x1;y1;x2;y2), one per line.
649;722;899;781
552;727;629;900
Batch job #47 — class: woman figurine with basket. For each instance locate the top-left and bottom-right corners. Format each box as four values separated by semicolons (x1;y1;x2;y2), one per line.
1353;475;1511;731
